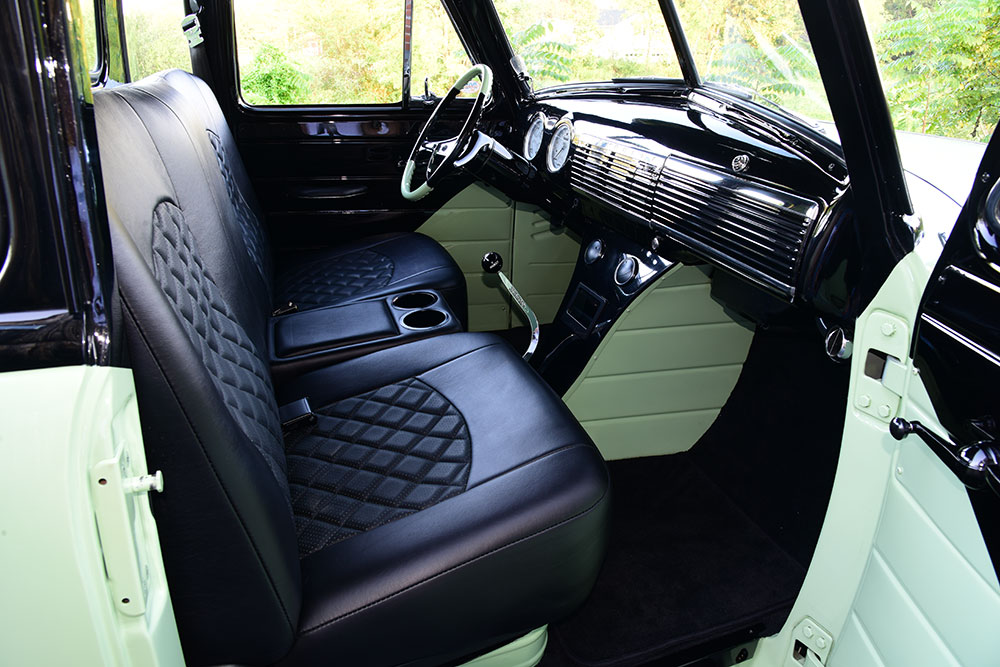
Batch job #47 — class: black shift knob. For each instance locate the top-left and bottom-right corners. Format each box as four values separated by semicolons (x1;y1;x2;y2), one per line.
482;252;503;274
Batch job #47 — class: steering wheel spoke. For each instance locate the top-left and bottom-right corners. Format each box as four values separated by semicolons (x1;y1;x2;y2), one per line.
401;64;494;201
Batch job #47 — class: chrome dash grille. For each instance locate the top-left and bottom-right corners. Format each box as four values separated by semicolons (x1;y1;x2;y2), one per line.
570;137;663;220
570;135;820;298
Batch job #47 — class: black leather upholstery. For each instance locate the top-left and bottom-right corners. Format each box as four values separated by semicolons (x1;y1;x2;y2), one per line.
99;69;467;322
275;233;467;326
94;97;301;663
95;70;609;667
277;335;610;667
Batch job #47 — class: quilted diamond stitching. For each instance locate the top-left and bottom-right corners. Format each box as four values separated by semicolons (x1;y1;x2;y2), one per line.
206;129;272;286
150;202;289;496
276;249;394;310
286;377;471;557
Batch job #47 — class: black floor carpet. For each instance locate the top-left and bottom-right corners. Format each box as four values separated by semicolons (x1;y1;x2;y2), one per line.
542;455;805;667
541;330;849;666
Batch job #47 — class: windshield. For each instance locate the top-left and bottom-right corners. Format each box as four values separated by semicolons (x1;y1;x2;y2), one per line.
493;0;683;90
495;0;833;122
673;1;832;122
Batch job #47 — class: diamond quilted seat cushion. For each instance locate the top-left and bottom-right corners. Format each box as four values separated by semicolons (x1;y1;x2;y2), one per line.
273;233;466;325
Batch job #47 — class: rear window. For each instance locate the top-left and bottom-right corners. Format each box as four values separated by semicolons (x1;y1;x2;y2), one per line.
122;0;191;81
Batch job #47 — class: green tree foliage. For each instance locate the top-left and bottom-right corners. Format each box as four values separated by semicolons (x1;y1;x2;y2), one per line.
877;0;1000;139
708;26;832;120
241;44;310;105
510;23;573;84
122;5;189;80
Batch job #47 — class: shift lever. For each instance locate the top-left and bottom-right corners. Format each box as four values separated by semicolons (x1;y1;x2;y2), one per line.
482;252;539;361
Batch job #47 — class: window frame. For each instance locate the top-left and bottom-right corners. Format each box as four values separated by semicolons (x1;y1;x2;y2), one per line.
230;0;478;111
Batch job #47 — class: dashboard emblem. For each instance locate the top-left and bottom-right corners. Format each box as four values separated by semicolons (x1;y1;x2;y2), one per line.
732;154;750;172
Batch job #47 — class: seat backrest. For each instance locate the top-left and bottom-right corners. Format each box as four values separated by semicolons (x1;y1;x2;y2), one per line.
95;76;300;665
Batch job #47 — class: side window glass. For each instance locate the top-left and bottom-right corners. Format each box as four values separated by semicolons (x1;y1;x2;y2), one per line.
411;0;474;99
78;0;99;73
234;0;404;105
121;0;191;81
233;0;472;106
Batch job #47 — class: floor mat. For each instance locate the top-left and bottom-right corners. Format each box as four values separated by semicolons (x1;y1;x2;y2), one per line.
543;455;806;667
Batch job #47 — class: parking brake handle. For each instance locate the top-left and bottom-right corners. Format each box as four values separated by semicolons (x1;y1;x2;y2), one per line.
482;252;539;362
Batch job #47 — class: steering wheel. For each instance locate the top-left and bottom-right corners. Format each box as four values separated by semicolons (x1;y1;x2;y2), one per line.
401;64;493;201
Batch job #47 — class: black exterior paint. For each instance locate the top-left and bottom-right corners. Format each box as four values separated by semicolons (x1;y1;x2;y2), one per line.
915;126;1000;449
0;0;114;371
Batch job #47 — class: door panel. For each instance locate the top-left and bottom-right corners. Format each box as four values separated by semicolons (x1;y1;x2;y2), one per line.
0;366;183;666
236;110;472;250
826;126;1000;667
834;422;1000;667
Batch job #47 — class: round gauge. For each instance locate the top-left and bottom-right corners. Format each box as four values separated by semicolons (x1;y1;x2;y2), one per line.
523;114;545;160
546;120;574;173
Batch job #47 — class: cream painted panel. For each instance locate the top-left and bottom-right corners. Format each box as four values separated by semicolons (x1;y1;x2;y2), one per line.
833;615;886;667
579;409;721;460
569;364;745;421
851;551;960;666
510;204;580;326
587;323;754;377
417;184;514;331
564;266;753;460
419;186;583;331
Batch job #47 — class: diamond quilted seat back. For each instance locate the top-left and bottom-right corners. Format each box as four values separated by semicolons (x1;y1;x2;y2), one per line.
95;86;302;665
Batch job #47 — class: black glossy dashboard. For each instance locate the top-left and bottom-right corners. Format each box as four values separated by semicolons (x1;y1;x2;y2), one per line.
496;88;880;325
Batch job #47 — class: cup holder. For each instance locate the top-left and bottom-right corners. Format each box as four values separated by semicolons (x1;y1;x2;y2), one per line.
401;309;448;330
392;291;438;309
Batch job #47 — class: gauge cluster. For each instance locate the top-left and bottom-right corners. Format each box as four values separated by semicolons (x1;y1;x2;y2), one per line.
519;112;574;174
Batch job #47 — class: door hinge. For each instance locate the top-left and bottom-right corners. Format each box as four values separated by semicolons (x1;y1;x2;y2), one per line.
91;445;163;618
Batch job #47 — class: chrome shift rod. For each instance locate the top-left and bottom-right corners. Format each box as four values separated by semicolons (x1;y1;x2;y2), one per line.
482;252;539;361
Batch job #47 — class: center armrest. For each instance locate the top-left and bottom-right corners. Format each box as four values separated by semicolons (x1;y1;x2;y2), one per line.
272;300;397;358
268;290;463;386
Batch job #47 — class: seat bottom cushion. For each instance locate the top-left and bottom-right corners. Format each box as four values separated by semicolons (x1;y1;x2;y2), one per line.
276;334;610;667
275;233;467;326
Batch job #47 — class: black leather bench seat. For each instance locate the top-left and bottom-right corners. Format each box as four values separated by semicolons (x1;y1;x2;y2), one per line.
95;69;610;667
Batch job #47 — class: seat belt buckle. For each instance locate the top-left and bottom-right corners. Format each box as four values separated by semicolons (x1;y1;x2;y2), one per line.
280;398;316;431
181;14;204;48
272;301;298;317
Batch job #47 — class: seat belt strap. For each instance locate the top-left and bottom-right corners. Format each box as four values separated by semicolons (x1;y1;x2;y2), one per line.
181;0;216;90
